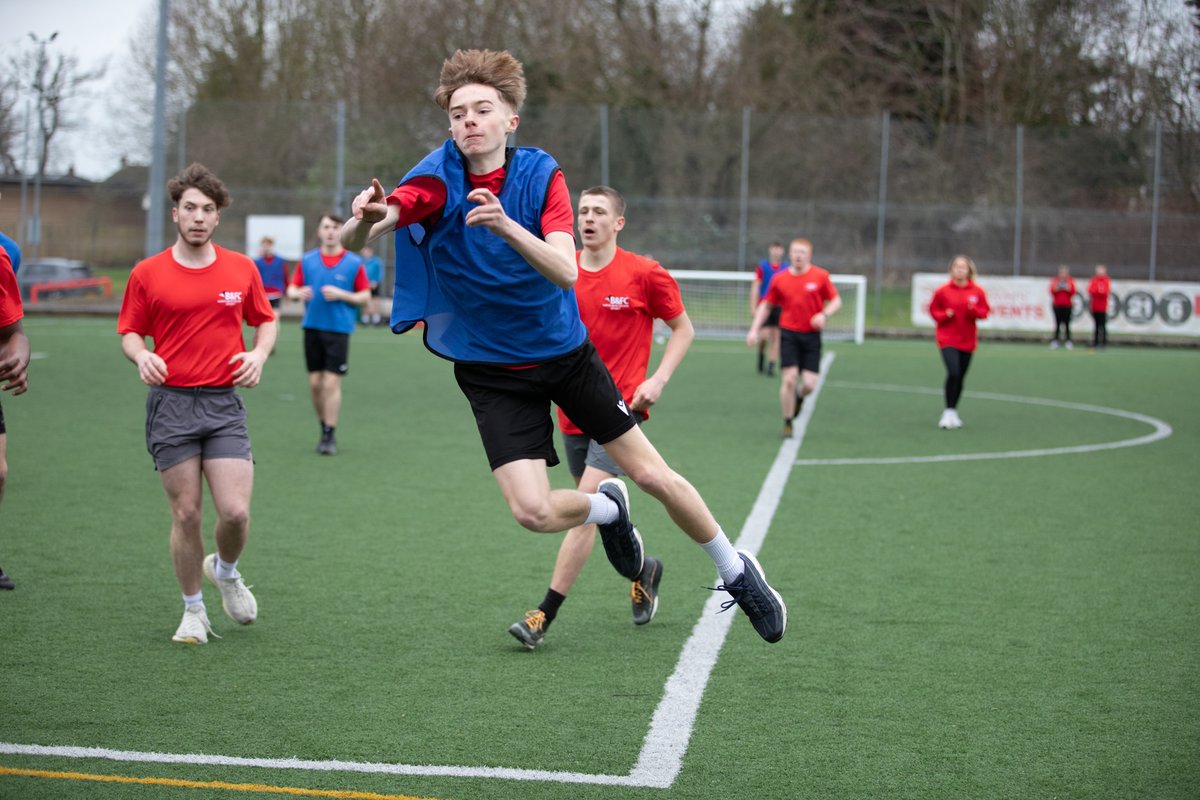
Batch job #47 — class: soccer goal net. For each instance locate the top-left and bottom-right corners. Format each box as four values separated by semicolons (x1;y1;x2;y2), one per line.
665;270;867;344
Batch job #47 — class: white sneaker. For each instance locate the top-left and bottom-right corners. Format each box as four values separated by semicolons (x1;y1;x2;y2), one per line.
938;409;955;429
172;604;218;644
948;409;964;428
203;553;258;624
1049;340;1060;350
1064;340;1074;350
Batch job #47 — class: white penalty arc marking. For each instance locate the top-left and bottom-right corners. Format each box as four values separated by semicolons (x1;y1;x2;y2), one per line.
794;381;1172;467
0;355;836;791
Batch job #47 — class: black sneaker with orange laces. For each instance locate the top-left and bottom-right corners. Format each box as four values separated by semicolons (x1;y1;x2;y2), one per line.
631;556;662;625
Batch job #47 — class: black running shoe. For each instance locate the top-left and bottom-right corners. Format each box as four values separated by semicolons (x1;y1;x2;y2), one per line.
781;421;793;439
317;431;337;455
596;478;644;580
715;551;787;643
0;567;13;590
509;609;546;650
631;556;662;625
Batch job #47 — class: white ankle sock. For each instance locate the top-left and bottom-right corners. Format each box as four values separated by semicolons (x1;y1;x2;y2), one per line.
183;591;204;608
584;492;619;526
215;557;239;580
700;529;744;584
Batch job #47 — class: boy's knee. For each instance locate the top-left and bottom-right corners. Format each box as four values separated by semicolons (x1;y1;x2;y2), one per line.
508;499;555;532
219;506;251;531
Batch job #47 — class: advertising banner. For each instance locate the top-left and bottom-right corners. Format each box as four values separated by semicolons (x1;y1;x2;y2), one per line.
911;274;1200;337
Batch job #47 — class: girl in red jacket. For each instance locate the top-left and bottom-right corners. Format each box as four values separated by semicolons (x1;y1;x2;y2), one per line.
1050;265;1076;349
1087;264;1111;349
929;255;991;429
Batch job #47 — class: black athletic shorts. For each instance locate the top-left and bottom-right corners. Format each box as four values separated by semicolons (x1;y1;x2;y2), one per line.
454;340;637;471
765;306;782;327
780;328;823;373
304;328;350;374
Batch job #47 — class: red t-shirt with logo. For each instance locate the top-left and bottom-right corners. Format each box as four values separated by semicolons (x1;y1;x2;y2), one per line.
0;250;22;328
1087;275;1110;313
765;266;838;332
557;248;685;436
118;245;276;387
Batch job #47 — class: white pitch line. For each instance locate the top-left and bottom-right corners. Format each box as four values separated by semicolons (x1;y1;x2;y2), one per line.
628;351;835;788
0;354;836;790
795;381;1172;466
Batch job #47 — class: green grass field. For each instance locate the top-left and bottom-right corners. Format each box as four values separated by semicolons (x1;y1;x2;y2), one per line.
1;318;1197;800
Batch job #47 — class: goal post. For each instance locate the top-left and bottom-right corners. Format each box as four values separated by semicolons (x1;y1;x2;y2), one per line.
665;270;867;344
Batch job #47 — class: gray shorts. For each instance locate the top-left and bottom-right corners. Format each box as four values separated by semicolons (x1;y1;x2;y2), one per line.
562;432;624;480
145;385;252;472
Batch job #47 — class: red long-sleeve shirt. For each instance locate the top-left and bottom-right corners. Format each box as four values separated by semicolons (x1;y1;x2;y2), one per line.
1050;276;1076;308
1087;275;1110;313
930;280;990;352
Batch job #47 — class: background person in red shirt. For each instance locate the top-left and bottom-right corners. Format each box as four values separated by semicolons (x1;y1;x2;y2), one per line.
1087;264;1111;350
1050;264;1077;350
745;237;841;438
928;255;991;430
0;243;30;591
509;185;695;649
118;164;278;645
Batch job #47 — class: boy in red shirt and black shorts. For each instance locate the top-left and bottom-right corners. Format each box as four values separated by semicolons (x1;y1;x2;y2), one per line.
746;238;841;438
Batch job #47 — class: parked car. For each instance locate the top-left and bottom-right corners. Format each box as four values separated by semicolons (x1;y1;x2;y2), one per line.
16;258;105;302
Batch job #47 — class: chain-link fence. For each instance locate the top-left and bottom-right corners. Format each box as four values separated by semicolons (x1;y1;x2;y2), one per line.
10;101;1198;289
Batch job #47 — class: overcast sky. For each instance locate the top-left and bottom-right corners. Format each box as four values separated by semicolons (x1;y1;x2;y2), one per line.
3;0;154;180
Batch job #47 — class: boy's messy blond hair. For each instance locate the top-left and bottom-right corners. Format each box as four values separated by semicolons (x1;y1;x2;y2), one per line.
434;49;527;112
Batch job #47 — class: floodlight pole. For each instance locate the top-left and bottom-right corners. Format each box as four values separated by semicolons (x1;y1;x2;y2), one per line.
145;0;170;257
28;30;58;260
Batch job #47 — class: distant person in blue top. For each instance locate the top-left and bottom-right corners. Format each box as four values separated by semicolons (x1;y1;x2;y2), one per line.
287;214;370;455
252;236;289;308
750;241;785;376
360;245;384;326
338;49;786;645
0;232;20;274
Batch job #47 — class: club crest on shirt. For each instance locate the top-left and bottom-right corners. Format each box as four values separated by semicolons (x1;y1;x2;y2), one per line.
805;282;819;291
603;295;631;310
217;291;244;306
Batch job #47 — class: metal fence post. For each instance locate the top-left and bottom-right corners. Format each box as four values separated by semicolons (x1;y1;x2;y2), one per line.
873;111;890;327
599;103;609;187
334;99;346;216
737;107;750;272
1013;124;1023;276
1149;120;1162;281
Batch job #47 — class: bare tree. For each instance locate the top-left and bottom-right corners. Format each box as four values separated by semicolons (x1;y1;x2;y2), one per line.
0;74;19;174
10;40;105;175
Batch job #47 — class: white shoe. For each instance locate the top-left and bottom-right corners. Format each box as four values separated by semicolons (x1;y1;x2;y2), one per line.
948;409;963;428
1049;340;1060;349
1064;341;1074;350
938;409;954;429
172;604;218;644
203;553;258;624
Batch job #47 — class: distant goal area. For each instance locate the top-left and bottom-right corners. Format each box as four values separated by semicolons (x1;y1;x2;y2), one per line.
665;270;867;344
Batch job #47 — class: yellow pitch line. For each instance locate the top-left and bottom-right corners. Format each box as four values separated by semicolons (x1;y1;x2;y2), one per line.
0;765;436;800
